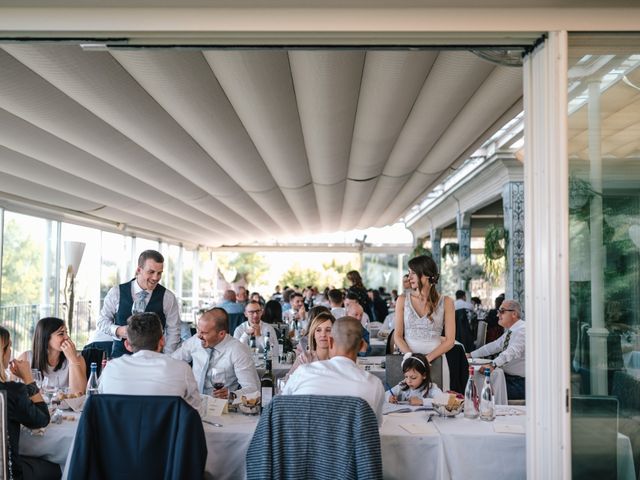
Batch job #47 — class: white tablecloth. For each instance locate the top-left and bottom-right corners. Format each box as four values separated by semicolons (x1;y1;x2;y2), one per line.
20;406;635;480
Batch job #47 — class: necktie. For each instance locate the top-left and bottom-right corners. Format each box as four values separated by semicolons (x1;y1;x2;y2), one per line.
502;330;512;352
201;348;215;394
132;290;149;314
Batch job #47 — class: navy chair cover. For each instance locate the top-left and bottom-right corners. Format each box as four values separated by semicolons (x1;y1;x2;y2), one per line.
67;394;207;480
247;395;382;480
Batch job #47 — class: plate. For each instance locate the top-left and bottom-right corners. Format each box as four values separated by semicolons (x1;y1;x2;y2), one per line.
469;358;492;365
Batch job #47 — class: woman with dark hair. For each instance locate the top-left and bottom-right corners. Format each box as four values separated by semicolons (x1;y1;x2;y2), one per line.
0;326;59;480
19;317;86;394
261;300;283;325
394;255;455;390
346;270;374;320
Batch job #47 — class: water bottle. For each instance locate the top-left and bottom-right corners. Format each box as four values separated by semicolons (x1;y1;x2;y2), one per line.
479;368;495;421
464;366;479;419
87;362;99;396
263;331;272;363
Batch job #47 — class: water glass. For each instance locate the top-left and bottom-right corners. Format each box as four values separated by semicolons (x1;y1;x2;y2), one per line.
31;369;43;390
41;376;59;404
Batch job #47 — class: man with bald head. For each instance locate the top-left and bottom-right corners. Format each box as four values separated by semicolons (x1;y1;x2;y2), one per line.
282;316;384;425
346;302;372;357
468;299;526;400
172;307;259;400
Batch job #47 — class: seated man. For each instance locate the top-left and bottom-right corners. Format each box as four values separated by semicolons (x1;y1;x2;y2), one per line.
468;299;525;400
99;312;202;414
173;307;260;400
217;289;245;315
282;316;384;426
233;301;280;359
345;303;372;357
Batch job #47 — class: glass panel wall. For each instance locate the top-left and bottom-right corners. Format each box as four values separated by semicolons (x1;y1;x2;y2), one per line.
1;212;58;354
568;34;640;479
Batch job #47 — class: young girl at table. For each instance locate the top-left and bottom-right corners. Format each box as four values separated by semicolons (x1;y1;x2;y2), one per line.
387;352;442;407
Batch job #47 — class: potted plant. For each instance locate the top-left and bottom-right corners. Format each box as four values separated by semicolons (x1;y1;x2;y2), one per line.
411;237;432;258
484;225;507;261
442;242;459;261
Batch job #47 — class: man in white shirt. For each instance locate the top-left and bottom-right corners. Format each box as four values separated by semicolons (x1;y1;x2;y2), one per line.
344;293;370;325
282;316;385;426
97;250;181;358
233;301;280;360
469;299;525;400
99;312;202;414
282;292;307;333
328;288;346;319
173;307;260;399
454;290;474;311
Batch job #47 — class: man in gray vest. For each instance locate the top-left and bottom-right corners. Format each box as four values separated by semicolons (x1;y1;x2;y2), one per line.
97;250;181;358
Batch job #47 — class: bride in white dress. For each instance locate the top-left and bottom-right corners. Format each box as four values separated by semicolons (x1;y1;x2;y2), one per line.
394;255;455;391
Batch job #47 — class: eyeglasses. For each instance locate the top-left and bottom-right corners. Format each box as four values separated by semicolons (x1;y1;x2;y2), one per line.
498;308;515;314
246;310;262;315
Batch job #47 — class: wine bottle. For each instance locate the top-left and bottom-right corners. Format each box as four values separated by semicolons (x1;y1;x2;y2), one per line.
260;340;275;408
87;362;99;396
464;366;479;419
479;368;495;421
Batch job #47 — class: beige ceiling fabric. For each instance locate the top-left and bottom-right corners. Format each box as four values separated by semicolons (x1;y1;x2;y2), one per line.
0;45;522;247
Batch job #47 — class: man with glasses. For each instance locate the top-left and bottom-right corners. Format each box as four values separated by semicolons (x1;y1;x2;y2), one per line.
233;301;280;360
468;300;526;401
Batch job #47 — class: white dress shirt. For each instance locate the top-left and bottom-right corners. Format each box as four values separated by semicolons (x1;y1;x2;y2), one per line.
172;334;260;397
97;280;181;354
471;319;525;377
98;350;202;415
454;299;474;310
233;321;280;360
330;307;346;319
282;356;385;426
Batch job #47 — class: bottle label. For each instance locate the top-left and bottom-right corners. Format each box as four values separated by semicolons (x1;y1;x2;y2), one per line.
261;388;273;406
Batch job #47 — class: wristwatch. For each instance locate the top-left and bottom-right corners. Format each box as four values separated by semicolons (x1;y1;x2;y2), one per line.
25;381;39;397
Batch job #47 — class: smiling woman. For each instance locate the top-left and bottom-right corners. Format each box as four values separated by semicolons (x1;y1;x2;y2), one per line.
18;317;87;394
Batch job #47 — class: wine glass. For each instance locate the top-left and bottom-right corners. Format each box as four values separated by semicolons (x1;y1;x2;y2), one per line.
211;369;225;392
31;369;43;390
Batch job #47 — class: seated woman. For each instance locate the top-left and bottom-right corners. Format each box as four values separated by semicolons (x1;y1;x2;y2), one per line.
394;255;455;391
387;352;442;407
19;317;86;394
285;312;335;380
0;326;59;480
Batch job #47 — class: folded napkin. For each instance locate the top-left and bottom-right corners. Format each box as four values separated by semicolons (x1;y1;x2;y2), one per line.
494;424;525;434
399;422;438;435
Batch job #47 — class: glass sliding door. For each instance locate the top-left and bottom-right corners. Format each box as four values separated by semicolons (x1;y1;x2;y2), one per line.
568;33;640;480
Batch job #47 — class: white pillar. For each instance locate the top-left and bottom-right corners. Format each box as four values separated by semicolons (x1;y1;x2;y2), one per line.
586;79;608;395
431;227;442;274
523;31;571;480
502;181;525;307
456;212;472;292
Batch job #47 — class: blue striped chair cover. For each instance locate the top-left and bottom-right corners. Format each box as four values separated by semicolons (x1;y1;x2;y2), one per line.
246;395;382;480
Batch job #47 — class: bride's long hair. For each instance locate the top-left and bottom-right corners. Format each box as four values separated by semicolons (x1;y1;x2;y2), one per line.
408;255;441;317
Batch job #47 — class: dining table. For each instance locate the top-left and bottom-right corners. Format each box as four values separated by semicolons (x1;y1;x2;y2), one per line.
20;402;635;480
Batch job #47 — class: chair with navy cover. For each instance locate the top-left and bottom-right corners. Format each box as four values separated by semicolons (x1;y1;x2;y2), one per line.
67;394;207;480
246;395;382;480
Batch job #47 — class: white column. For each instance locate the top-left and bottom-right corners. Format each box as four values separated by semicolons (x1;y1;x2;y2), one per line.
586;79;608;395
523;31;571;480
192;249;200;310
430;227;442;275
175;245;183;300
456;212;472;292
502;181;525;307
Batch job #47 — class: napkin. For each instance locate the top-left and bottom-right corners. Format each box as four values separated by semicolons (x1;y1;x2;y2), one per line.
493;424;525;434
61;395;86;412
399;422;438;435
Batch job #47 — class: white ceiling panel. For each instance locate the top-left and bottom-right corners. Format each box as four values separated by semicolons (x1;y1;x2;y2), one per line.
0;45;524;247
